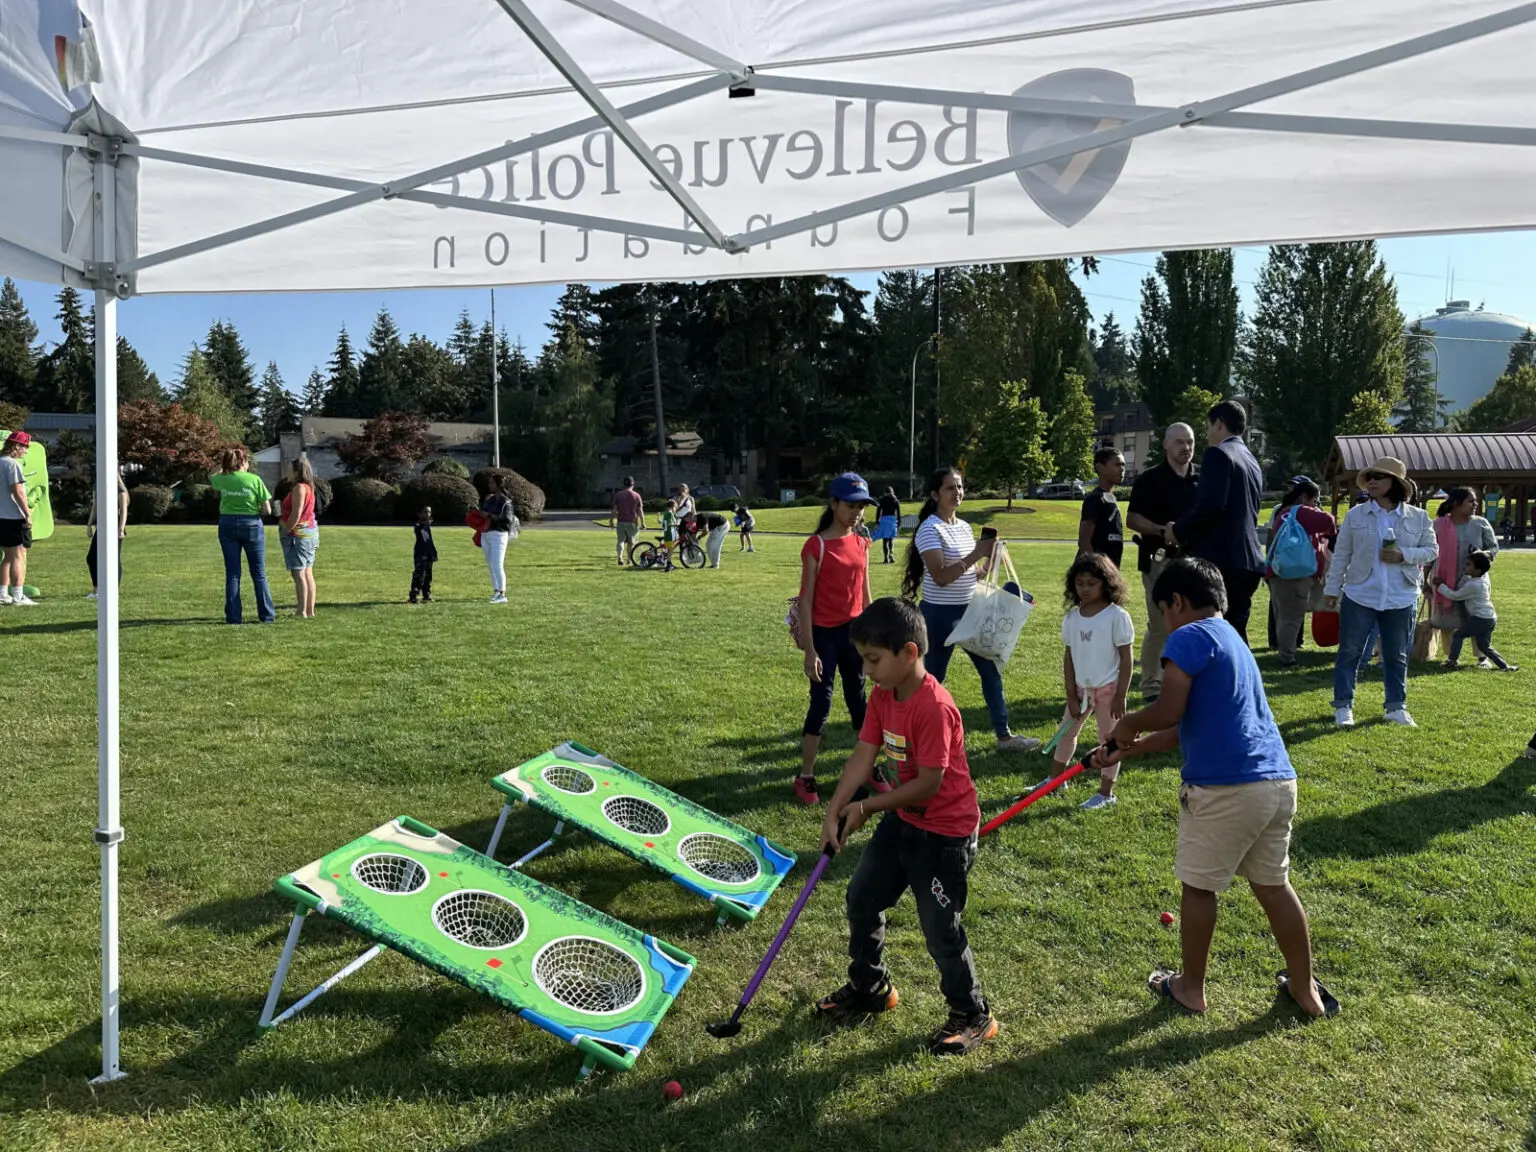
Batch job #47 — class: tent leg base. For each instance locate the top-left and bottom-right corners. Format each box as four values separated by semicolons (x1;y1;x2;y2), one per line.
88;1069;127;1085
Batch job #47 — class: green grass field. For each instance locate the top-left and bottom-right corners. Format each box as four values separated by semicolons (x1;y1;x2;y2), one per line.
3;525;1534;1151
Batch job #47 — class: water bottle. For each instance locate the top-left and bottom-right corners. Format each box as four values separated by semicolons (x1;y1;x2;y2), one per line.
1383;527;1396;546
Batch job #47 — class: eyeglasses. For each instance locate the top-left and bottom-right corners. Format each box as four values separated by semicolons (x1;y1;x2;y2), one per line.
1362;471;1389;482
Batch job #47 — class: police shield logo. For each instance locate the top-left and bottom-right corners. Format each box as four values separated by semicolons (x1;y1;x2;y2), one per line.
1008;69;1135;227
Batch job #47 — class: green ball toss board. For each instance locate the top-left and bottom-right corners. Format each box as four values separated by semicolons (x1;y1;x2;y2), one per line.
260;816;695;1077
487;742;797;925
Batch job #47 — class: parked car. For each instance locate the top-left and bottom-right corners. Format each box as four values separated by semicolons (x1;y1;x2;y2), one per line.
693;484;742;500
1030;481;1084;500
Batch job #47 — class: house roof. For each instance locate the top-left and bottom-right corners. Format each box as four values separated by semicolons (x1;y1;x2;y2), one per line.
1324;433;1536;484
23;412;96;432
599;431;702;458
300;416;495;451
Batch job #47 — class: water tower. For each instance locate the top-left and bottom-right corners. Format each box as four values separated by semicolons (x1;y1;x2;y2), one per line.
1412;301;1535;413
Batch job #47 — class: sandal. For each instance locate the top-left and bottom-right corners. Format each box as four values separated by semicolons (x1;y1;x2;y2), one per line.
1276;969;1341;1018
1146;969;1203;1015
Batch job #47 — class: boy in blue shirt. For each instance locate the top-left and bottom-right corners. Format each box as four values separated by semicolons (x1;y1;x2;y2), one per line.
1094;557;1339;1019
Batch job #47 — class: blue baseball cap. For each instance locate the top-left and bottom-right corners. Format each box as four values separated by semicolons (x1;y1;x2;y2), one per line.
829;472;875;504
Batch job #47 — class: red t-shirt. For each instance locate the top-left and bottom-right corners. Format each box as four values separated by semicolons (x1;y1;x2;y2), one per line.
612;488;643;523
859;674;979;837
800;533;869;628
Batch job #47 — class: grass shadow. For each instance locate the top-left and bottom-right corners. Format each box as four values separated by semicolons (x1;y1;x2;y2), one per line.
1294;754;1536;860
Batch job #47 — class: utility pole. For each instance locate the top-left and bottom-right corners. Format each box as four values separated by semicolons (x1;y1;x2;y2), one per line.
490;289;501;468
649;288;669;498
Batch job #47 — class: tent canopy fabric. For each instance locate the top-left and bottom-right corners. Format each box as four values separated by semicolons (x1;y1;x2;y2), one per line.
5;0;1536;294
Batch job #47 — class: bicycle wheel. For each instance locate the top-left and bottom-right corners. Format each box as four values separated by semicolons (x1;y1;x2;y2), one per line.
678;541;706;569
634;542;660;570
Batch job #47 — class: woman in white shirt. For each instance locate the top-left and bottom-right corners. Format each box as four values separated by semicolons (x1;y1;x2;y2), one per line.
1322;457;1437;728
901;467;1040;753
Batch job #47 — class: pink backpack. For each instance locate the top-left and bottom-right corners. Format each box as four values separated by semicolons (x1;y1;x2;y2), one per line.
784;535;826;648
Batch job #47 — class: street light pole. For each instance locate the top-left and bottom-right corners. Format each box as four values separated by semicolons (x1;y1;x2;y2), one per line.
490;289;501;468
909;337;934;499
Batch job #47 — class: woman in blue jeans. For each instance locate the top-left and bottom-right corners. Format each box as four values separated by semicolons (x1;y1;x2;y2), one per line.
902;467;1040;753
1322;457;1436;728
210;446;276;624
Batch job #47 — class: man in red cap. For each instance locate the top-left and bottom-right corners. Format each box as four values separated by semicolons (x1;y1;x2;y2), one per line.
0;430;35;605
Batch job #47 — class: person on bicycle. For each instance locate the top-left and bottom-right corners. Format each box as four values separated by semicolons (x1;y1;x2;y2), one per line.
793;473;877;805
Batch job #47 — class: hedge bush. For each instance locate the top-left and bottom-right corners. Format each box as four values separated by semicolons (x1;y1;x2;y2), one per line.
175;482;222;522
422;456;471;479
273;475;335;519
329;475;399;522
397;473;480;524
472;467;545;521
127;485;174;524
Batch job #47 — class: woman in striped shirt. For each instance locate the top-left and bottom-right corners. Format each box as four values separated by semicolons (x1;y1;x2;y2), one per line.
902;467;1040;753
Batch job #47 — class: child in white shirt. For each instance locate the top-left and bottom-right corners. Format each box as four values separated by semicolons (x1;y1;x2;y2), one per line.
1439;549;1516;672
1053;553;1135;810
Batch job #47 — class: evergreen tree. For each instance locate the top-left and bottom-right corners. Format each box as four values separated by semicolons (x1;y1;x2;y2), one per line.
117;337;165;403
322;326;362;417
202;320;259;436
1394;321;1447;432
31;287;94;412
176;345;247;443
357;307;409;415
0;278;40;404
1050;370;1098;484
868;270;936;475
1243;241;1406;475
257;361;301;445
301;368;328;414
1088;312;1137;409
1506;327;1536;375
402;335;460;421
546;284;599;353
1134;249;1239;428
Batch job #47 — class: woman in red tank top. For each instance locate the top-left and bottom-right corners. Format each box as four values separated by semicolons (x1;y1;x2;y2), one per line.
279;457;320;618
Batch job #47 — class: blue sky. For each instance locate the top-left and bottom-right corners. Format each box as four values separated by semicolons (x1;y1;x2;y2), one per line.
11;230;1536;396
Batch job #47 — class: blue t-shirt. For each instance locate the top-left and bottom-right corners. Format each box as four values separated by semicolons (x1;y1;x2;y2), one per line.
1162;616;1294;786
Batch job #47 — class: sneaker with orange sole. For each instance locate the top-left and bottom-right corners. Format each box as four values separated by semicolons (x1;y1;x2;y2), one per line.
928;1007;999;1055
814;979;900;1021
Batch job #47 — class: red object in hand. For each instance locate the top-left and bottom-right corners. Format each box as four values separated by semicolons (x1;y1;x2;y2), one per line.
1311;609;1340;647
1160;911;1176;926
465;508;491;548
662;1080;683;1102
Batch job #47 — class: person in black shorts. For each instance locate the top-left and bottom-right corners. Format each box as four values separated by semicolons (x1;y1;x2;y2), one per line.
1078;447;1125;569
1125;423;1199;702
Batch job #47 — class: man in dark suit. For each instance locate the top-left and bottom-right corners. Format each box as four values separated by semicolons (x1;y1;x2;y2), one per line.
1167;400;1265;643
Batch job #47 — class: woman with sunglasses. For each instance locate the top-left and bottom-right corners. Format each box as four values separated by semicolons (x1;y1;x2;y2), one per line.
1322;457;1437;728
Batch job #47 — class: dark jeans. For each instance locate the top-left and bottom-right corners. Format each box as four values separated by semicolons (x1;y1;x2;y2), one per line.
1333;596;1414;712
846;813;984;1015
920;599;1009;738
1220;566;1263;645
410;558;434;599
217;515;275;624
804;621;868;737
1448;615;1509;668
881;537;895;564
86;533;121;588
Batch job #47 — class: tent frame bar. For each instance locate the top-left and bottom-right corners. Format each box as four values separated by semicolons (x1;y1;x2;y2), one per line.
563;0;748;79
117;74;730;275
750;74;1536;150
0;124;91;148
492;0;740;252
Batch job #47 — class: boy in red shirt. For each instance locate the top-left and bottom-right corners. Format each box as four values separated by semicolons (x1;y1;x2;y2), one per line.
815;597;996;1055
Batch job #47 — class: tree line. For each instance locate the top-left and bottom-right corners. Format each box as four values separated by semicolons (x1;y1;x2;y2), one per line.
4;241;1535;504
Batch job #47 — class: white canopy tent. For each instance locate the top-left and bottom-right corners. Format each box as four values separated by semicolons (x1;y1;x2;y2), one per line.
4;0;1536;1082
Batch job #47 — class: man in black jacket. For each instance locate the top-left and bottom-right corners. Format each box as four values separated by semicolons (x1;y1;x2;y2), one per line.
1168;401;1265;643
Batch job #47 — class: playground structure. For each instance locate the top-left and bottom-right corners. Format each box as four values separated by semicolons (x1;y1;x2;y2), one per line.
488;742;797;925
262;816;696;1077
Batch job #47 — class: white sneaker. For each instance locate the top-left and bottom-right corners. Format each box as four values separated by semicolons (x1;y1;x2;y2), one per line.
1383;709;1417;727
1521;746;1536;760
1334;708;1355;728
0;592;10;605
11;594;36;606
1079;792;1117;811
995;734;1043;753
86;592;98;600
489;592;507;604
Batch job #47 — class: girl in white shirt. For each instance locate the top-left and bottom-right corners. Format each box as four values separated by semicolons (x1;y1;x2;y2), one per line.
1439;550;1516;671
1053;553;1135;810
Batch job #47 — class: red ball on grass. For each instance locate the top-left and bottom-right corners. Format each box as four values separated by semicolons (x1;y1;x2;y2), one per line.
663;1080;684;1102
1160;911;1176;926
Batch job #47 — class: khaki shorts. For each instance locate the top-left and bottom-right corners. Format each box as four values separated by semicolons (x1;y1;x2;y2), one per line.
1175;778;1297;892
615;521;639;546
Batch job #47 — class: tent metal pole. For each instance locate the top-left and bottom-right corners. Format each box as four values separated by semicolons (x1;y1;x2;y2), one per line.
0;225;89;274
491;289;500;468
117;75;730;275
562;0;747;79
731;0;1536;250
491;0;740;252
90;144;126;1086
752;74;1536;149
0;124;91;148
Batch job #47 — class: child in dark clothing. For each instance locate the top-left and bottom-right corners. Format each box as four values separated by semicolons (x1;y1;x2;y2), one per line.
410;506;437;603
